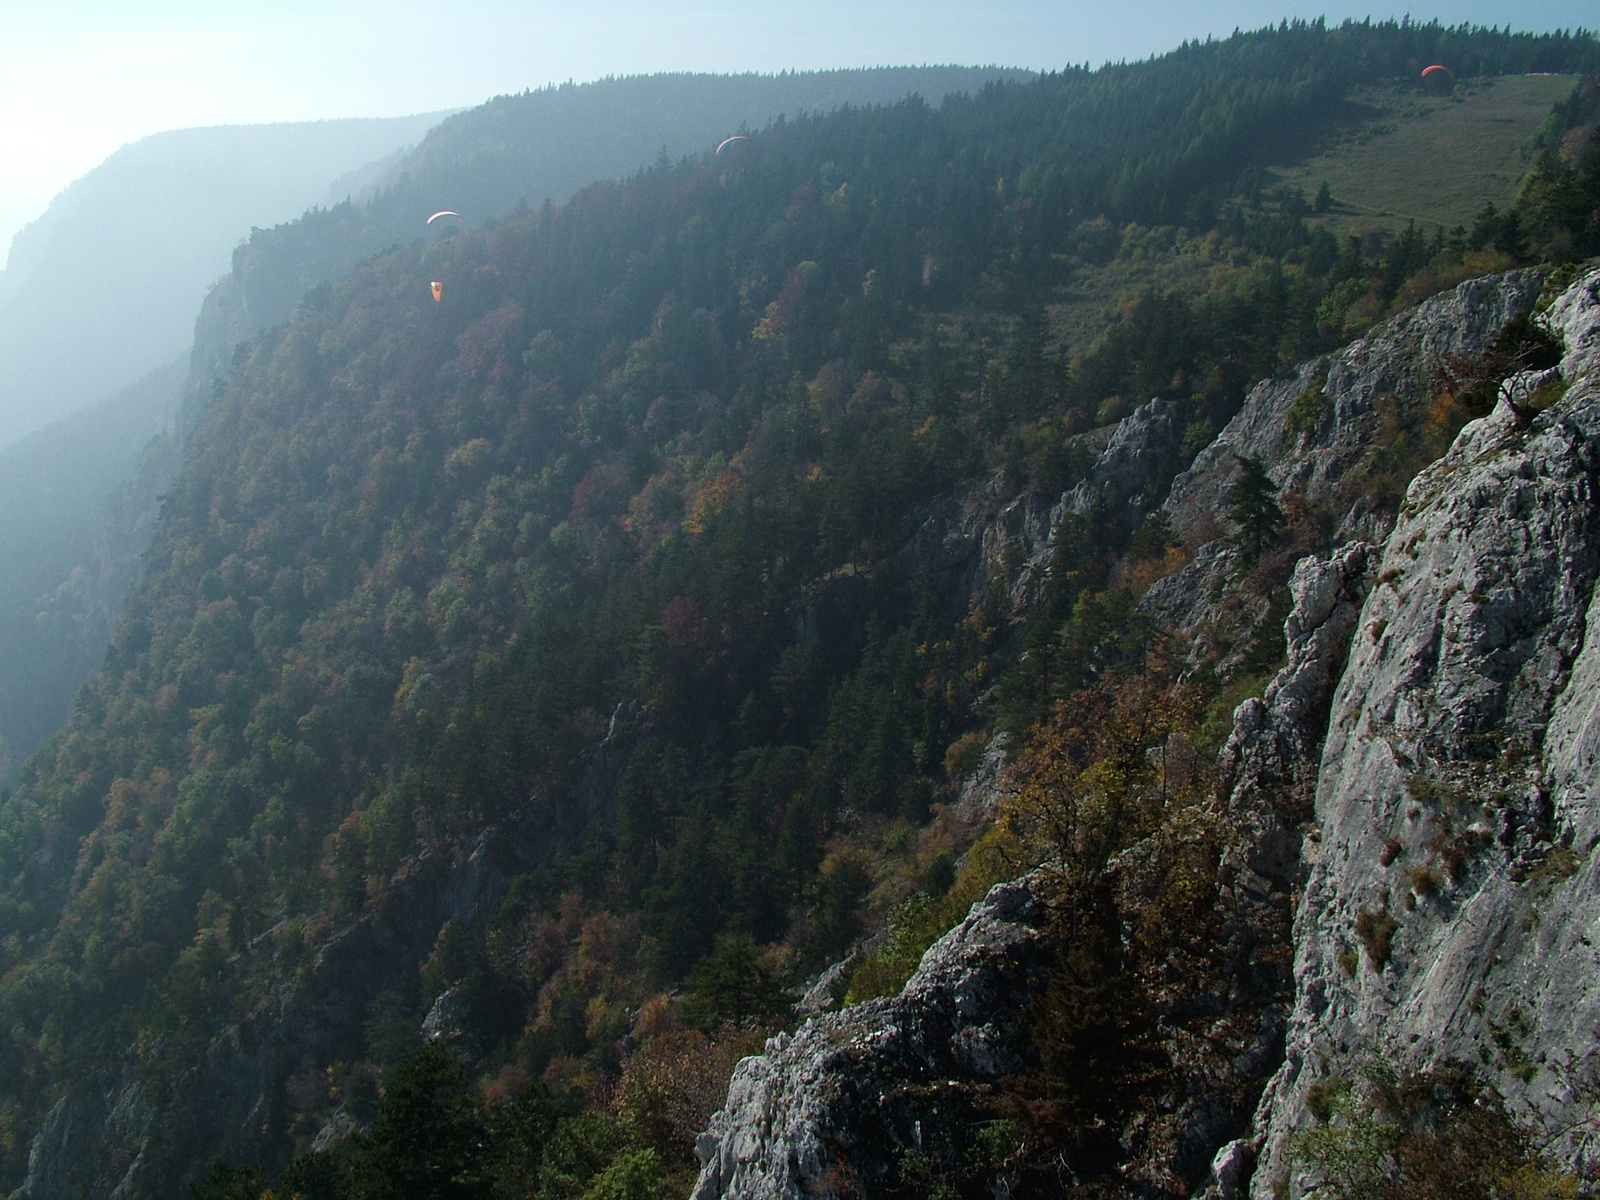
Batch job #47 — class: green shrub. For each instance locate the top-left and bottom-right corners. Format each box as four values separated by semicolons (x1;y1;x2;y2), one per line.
1284;371;1331;439
578;1148;670;1200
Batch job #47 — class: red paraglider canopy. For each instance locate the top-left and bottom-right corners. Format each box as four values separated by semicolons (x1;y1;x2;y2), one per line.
1421;64;1454;78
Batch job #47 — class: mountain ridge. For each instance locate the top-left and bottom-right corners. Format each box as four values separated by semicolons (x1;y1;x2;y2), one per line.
1;21;1598;1198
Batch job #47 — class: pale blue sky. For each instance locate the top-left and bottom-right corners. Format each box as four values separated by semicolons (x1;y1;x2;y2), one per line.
3;0;1595;255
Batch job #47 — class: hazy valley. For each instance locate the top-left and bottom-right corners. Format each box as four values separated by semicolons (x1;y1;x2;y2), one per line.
0;21;1598;1200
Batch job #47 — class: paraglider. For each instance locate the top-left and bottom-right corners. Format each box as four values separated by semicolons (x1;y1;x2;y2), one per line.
715;136;748;157
427;210;461;225
430;281;443;302
1420;64;1455;93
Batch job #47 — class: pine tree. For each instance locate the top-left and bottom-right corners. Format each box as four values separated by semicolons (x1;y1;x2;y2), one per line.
680;934;789;1030
346;1046;489;1200
1227;455;1285;565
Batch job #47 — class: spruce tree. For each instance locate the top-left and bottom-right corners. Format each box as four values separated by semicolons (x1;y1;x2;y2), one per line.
680;934;788;1030
1227;455;1285;565
346;1046;489;1200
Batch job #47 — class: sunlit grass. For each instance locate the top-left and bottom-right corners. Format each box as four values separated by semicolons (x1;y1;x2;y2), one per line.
1274;74;1576;235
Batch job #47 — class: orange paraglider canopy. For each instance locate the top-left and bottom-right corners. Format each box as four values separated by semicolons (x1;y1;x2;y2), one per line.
1421;64;1453;78
430;281;443;302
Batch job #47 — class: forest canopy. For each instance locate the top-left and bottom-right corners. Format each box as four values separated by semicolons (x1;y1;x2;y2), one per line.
0;17;1598;1199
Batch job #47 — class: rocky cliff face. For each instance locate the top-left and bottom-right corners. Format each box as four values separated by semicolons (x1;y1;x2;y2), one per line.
683;537;1381;1200
688;269;1600;1200
1143;270;1545;667
1249;266;1600;1196
1164;269;1545;551
897;396;1187;618
690;877;1056;1199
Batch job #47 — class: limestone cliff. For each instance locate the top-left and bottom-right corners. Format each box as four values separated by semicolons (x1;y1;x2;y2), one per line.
690;878;1056;1199
689;268;1600;1200
1250;266;1600;1196
1143;269;1545;668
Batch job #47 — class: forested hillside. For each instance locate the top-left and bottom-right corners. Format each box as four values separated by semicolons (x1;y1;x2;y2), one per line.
0;67;1026;789
0;359;183;781
192;67;1031;400
2;19;1599;1200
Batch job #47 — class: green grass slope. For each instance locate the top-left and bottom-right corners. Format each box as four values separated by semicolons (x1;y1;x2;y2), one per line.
1274;73;1576;233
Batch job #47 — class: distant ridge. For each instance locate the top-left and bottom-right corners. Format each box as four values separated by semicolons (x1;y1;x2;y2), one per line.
0;67;1027;780
190;66;1035;403
0;114;447;449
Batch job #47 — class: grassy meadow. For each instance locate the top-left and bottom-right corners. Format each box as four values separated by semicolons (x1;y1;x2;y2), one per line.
1276;73;1576;234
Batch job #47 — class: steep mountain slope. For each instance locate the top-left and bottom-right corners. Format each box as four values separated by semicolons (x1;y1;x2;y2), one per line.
184;68;1032;413
1;21;1598;1200
0;359;184;780
1247;268;1600;1197
0;69;1025;786
686;266;1570;1199
0;116;444;449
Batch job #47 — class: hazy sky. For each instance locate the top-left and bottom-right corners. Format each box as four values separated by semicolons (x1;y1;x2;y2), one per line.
3;0;1595;256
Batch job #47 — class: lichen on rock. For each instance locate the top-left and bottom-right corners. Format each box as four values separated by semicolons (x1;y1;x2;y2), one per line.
1250;266;1600;1197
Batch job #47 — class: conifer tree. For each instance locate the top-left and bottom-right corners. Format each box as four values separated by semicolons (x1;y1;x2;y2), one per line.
346;1046;489;1200
680;934;788;1030
1227;455;1285;565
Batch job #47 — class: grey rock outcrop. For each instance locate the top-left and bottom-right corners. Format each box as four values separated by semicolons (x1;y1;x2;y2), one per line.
1140;269;1546;695
1219;542;1375;880
1062;397;1185;528
893;469;1057;616
898;396;1187;617
952;731;1012;823
1249;267;1600;1196
1173;542;1375;1198
1165;269;1544;552
690;877;1056;1200
10;1083;153;1200
1549;266;1600;382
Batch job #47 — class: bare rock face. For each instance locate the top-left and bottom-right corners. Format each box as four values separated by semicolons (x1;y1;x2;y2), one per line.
897;396;1186;616
1062;397;1185;528
1250;268;1600;1196
1143;270;1545;693
1175;542;1374;1198
1165;269;1544;551
1548;266;1600;382
1220;541;1375;887
689;878;1056;1200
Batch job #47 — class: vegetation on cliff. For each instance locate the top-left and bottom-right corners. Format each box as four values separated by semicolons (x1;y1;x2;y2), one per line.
1;18;1598;1198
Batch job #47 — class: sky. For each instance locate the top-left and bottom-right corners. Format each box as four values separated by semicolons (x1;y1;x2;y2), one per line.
2;0;1596;258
